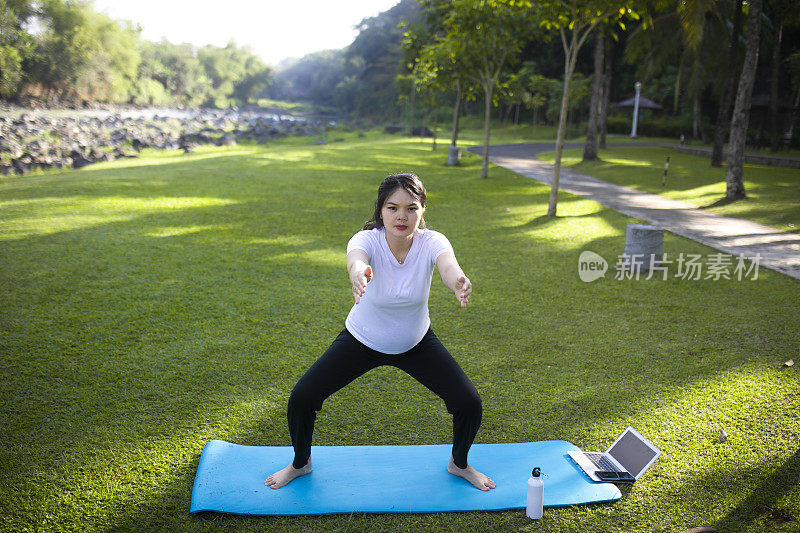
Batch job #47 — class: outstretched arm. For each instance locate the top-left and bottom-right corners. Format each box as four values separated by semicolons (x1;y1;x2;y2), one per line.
436;252;471;307
347;249;372;304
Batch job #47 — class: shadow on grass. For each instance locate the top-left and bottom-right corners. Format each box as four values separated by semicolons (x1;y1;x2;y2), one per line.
699;196;745;210
2;141;799;532
512;212;605;230
713;448;800;531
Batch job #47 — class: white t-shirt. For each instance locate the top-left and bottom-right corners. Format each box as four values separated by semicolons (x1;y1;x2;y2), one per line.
345;227;454;354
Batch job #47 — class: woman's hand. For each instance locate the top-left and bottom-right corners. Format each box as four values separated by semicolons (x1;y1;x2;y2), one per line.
347;250;372;304
436;252;471;308
350;265;373;304
454;275;471;308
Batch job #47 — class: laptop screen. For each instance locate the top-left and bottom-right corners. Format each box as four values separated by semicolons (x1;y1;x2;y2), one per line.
607;429;659;477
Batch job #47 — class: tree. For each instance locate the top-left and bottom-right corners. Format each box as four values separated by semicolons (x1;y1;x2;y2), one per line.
598;34;613;148
345;0;421;117
538;0;636;216
74;11;140;102
501;72;528;129
138;40;213;106
429;0;534;178
197;42;271;107
725;0;763;199
767;0;795;152
625;1;729;143
270;49;348;108
32;0;97;99
232;54;272;103
786;51;800;146
582;29;605;161
514;62;553;133
198;42;249;107
270;0;420;117
711;0;743;166
676;0;728;142
0;0;35;98
404;2;477;163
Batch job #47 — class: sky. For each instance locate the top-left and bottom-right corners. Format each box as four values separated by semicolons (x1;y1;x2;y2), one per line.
91;0;401;67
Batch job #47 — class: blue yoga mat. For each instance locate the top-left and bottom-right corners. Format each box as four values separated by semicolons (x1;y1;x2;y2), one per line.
190;440;621;515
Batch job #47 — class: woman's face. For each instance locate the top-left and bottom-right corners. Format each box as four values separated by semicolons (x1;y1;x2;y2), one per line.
381;187;424;240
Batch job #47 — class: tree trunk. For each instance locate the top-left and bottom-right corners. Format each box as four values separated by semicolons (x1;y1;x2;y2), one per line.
769;14;783;152
503;103;514;123
430;98;438;151
481;81;493;179
549;40;578;216
583;30;604;161
407;82;416;136
450;81;462;147
711;0;743;166
787;87;800;145
692;94;703;141
599;35;611;149
726;0;762;199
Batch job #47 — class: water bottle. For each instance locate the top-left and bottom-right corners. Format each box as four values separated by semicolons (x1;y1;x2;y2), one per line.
526;467;543;519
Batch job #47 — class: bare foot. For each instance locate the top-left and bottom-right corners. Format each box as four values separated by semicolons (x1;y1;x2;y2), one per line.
447;457;496;491
264;460;312;489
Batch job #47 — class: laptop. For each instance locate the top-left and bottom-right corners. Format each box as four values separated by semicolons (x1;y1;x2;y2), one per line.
567;426;661;483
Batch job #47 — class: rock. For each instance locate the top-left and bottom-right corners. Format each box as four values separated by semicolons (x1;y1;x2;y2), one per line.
218;135;236;146
384;125;404;134
411;125;434;137
12;154;32;174
112;147;134;159
0;107;340;174
72;157;94;169
312;139;327;145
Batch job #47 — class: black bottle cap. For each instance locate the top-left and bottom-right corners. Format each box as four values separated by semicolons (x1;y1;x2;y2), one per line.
532;467;541;477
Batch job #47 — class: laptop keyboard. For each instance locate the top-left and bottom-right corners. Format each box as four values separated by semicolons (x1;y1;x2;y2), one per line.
585;452;618;471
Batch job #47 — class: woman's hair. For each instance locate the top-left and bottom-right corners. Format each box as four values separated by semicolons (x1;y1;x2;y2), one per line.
363;173;427;230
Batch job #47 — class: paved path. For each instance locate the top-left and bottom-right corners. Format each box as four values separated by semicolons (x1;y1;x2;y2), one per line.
467;142;800;280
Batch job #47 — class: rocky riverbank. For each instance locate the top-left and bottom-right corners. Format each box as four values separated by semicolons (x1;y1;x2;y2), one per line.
0;107;332;175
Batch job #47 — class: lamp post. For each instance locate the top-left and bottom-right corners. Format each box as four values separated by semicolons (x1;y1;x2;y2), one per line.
630;81;642;138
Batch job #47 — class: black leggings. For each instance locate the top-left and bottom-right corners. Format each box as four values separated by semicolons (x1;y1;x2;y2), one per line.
287;328;482;469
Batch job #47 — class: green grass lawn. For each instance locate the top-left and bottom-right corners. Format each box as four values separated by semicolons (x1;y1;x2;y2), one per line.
538;146;800;234
1;131;798;532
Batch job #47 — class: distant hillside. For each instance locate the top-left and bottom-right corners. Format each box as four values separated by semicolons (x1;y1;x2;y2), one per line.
269;0;420;117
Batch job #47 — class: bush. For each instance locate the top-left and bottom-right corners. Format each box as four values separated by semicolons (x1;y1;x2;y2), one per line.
606;114;692;139
131;77;172;106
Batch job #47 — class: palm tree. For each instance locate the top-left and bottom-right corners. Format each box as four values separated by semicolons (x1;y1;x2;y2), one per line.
625;1;728;140
725;0;763;199
710;0;743;166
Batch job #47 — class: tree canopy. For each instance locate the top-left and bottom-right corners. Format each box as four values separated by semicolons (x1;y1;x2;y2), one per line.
1;0;272;107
